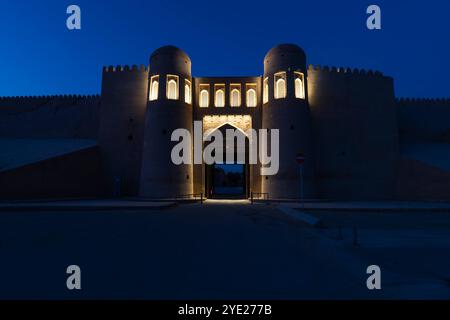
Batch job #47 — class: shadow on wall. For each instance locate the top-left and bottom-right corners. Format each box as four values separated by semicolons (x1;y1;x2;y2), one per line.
395;156;450;201
0;146;106;200
0;95;101;139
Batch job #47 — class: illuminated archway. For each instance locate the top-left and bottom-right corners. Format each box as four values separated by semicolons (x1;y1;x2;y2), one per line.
202;115;252;199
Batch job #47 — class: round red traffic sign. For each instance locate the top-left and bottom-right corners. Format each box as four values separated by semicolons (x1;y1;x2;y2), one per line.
296;153;305;164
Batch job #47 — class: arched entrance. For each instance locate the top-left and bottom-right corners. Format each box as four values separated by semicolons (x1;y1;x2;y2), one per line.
203;122;250;199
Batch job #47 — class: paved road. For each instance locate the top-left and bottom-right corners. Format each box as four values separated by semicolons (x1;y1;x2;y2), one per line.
0;200;373;299
310;210;450;299
0;200;446;299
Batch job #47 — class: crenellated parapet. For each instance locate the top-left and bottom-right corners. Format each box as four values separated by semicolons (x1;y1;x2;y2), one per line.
0;94;100;100
396;97;450;105
307;63;395;112
397;97;450;144
102;64;148;73
0;94;101;139
307;63;399;200
100;64;149;102
99;63;150;196
0;94;101;109
307;64;385;77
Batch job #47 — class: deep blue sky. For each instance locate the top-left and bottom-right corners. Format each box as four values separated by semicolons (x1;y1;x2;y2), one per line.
0;0;449;98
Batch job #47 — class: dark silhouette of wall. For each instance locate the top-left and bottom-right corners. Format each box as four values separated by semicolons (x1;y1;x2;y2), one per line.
0;146;104;199
308;66;399;200
98;65;148;196
0;95;100;139
397;98;450;144
1;45;450;201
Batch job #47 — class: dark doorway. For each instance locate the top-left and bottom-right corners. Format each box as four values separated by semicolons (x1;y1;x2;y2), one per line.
205;163;249;199
203;124;250;199
211;164;245;198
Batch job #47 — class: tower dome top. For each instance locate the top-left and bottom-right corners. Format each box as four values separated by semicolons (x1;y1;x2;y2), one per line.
264;44;305;62
264;44;307;75
150;45;191;62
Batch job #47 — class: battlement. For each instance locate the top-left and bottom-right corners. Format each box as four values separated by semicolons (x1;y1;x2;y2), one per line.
307;64;384;77
396;97;450;105
102;64;149;73
0;94;100;101
0;94;101;109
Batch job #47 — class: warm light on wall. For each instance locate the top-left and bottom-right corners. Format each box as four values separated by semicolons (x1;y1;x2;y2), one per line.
230;84;241;107
149;75;159;101
203;115;252;134
214;84;225;107
294;72;305;99
246;83;257;107
199;84;210;108
274;72;286;99
184;79;192;104
263;77;269;104
166;75;179;100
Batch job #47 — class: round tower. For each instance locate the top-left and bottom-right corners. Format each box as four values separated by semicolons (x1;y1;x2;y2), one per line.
139;46;193;198
261;44;315;199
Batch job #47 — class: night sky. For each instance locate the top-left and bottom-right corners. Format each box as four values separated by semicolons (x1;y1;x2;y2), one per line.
0;0;449;98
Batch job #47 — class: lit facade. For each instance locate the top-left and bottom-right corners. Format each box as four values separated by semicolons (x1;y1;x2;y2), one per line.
1;44;450;201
